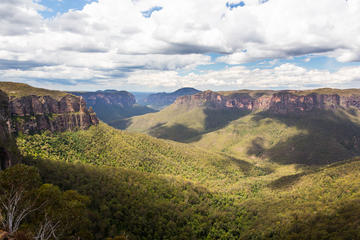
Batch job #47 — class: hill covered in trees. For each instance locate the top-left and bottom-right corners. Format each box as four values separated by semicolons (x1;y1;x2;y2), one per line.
2;83;360;239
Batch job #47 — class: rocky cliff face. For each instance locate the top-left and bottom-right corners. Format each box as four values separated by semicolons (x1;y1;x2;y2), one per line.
0;90;15;170
0;83;99;170
175;90;360;114
70;90;136;108
9;94;98;134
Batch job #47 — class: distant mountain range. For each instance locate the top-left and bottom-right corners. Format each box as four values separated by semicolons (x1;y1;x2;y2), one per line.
143;87;201;109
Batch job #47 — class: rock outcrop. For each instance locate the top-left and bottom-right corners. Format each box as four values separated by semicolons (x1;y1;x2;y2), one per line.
0;84;99;170
175;89;360;114
0;90;13;170
9;94;98;134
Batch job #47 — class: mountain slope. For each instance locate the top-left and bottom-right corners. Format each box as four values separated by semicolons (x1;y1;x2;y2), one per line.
23;142;360;240
124;89;360;165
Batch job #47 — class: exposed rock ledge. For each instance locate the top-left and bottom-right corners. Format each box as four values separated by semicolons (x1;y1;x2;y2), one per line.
175;90;360;114
9;94;98;134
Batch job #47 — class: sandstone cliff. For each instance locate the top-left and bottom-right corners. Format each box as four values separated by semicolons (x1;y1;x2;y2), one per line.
9;94;98;134
175;89;360;114
0;90;14;170
0;82;99;135
0;83;99;169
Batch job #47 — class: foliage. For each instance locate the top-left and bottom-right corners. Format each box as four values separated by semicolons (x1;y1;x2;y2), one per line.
16;123;267;191
195;110;360;165
0;164;91;239
24;157;253;240
20;155;360;239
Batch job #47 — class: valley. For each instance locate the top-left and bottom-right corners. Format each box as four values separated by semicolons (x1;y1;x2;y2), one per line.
1;82;360;239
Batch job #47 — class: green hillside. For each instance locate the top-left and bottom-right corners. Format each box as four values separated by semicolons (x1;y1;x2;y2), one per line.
122;103;249;143
9;116;360;239
123;98;360;166
195;109;360;165
17;122;268;191
20;146;360;239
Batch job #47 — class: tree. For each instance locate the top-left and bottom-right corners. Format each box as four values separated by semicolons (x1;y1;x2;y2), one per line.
34;213;60;240
0;164;42;234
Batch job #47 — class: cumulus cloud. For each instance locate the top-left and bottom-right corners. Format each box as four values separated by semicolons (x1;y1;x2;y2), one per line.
123;64;360;91
0;0;359;90
0;0;45;35
3;63;360;92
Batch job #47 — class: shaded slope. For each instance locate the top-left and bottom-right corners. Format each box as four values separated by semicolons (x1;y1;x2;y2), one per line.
240;158;360;239
23;146;360;239
195;109;360;165
25;158;245;240
123;103;249;142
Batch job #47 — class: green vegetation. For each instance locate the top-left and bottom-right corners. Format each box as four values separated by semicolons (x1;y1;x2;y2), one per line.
0;164;91;239
123;104;250;143
12;147;360;239
124;98;360;166
3;83;360;239
294;88;360;96
25;157;253;240
6;118;360;239
195;109;360;165
17;123;267;191
0;82;68;99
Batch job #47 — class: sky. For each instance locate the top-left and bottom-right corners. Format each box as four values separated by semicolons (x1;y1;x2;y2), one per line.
0;0;360;92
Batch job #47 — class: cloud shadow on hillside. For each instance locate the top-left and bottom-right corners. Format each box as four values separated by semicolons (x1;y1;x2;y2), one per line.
148;123;203;143
148;108;252;143
247;109;360;165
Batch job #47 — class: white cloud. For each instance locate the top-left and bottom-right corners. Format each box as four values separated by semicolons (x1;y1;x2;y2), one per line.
121;64;360;91
5;63;359;92
0;0;359;90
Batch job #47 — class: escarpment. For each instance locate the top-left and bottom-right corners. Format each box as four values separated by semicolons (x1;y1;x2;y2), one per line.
175;89;360;114
9;94;98;134
0;83;99;170
0;90;14;170
0;83;99;135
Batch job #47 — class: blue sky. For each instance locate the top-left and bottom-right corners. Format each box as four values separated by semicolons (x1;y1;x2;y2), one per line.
0;0;360;92
39;0;98;18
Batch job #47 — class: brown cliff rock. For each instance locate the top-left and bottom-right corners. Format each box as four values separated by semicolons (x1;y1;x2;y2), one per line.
9;94;98;134
175;89;360;114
